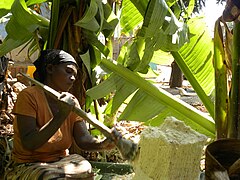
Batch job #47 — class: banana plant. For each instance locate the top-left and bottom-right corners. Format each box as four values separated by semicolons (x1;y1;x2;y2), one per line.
0;0;216;138
84;0;216;137
205;5;240;177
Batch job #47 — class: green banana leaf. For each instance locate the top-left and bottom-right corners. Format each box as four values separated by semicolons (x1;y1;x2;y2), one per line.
120;0;189;73
172;17;215;117
26;0;47;6
0;0;49;56
75;0;99;32
87;58;215;138
75;0;118;36
120;0;143;34
0;0;14;18
86;1;216;138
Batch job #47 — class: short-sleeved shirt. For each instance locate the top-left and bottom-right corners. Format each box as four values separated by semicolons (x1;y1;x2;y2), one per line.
12;86;82;163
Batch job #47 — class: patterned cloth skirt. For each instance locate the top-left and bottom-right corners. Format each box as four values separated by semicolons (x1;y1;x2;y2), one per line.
4;154;94;180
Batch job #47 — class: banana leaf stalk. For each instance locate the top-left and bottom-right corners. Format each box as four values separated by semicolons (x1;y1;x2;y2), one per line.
213;18;229;139
47;0;60;49
101;59;215;136
229;22;240;138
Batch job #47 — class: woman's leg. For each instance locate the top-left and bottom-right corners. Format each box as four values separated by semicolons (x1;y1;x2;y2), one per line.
4;154;94;180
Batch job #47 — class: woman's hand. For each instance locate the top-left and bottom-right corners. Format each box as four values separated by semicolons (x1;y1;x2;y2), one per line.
99;128;123;150
100;138;116;150
56;92;76;117
110;128;122;142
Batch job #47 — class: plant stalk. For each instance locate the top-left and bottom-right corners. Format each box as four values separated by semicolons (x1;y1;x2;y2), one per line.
229;22;240;138
101;59;215;137
213;18;229;139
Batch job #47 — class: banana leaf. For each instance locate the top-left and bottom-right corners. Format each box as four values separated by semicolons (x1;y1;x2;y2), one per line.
172;17;215;117
86;2;216;138
120;0;189;73
87;59;215;138
0;0;14;18
0;0;49;56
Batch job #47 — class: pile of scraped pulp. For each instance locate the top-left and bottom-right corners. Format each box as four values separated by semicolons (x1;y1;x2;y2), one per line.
131;116;208;180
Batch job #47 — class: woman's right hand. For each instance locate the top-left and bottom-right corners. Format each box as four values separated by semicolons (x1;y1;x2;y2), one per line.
56;92;76;117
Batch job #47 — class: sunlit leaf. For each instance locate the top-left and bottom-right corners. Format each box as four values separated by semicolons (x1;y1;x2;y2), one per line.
75;0;99;32
26;0;48;6
120;0;143;34
0;0;14;18
87;59;215;138
82;29;110;57
0;0;49;56
172;17;215;117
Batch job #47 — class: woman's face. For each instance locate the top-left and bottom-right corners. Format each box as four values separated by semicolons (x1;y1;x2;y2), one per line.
48;62;78;92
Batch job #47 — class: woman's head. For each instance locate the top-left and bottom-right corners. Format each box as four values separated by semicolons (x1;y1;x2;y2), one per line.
33;49;78;91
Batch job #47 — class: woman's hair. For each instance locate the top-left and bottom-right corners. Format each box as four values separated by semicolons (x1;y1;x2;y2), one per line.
33;49;78;83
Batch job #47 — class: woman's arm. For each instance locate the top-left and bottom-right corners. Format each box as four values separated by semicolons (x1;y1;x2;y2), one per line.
73;120;116;151
17;113;66;150
17;92;75;150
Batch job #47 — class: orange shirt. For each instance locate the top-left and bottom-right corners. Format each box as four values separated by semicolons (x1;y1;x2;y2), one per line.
12;86;82;163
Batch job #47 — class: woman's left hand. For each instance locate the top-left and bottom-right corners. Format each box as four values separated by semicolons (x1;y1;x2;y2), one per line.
100;138;116;150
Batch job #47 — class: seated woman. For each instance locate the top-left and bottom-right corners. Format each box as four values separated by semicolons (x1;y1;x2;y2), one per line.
4;49;117;179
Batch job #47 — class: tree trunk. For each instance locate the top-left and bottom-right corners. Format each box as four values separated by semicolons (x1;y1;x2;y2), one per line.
169;61;183;88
